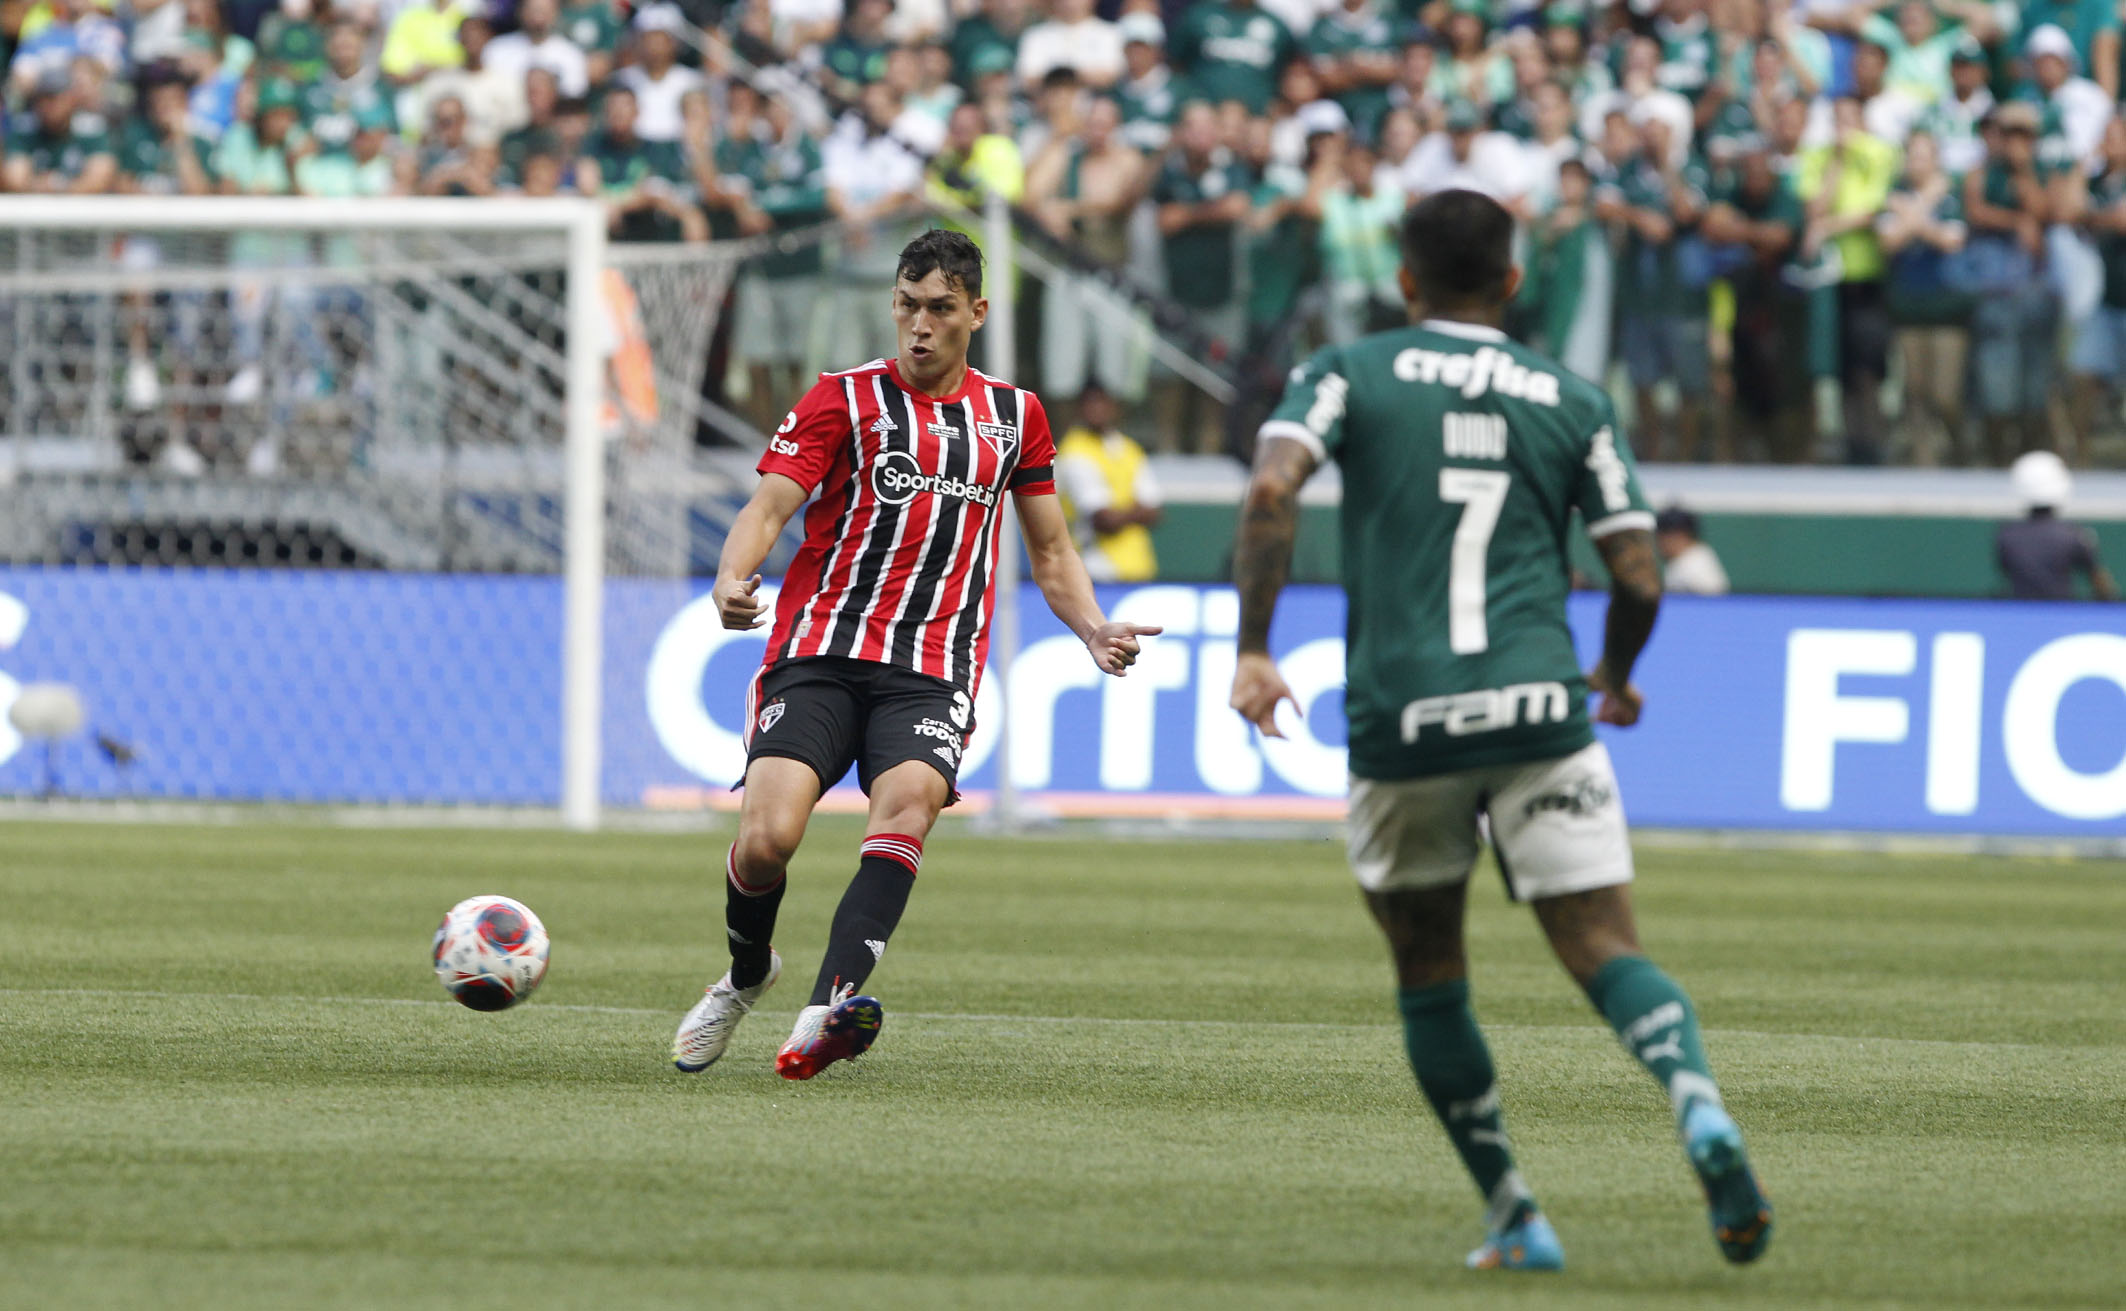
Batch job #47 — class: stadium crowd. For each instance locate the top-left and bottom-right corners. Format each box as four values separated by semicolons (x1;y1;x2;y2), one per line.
7;0;2126;468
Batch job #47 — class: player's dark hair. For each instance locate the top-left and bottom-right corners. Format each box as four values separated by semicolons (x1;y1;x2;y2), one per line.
1400;189;1515;308
896;228;985;299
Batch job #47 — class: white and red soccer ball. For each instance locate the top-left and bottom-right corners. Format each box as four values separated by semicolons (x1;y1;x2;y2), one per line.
433;895;550;1011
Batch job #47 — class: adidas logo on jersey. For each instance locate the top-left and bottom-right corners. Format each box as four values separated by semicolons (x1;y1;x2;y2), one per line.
1394;345;1561;407
870;414;898;435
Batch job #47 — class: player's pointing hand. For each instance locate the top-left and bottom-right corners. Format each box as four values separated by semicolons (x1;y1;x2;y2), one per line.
1229;651;1300;739
1088;622;1162;676
715;573;768;631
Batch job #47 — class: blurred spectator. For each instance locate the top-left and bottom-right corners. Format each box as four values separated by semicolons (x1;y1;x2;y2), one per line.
1151;99;1251;452
716;86;831;428
928;97;1023;209
1315;134;1402;344
2024;24;2112;176
821;80;926;364
619;5;706;144
560;0;628;88
1171;0;1297;114
1963;102;2061;464
950;0;1030;87
1402;96;1529;211
486;0;590;99
295;97;402;200
1602;110;1709;462
6;0;126;97
580;83;705;242
1521;155;1611;383
2069;117;2126;468
1880;129;1971;466
1307;0;1402;142
499;67;565;184
1242;115;1330;380
1055;383;1163;582
1016;0;1120;89
415;94;498;195
1797;95;1898;463
1026;94;1148;399
821;0;893;99
1114;13;1176;152
212;77;309;415
417;15;526;148
1654;505;1730;594
1998;451;2119;599
303;20;396;156
1916;34;1992;174
1433;3;1508;107
380;0;464;89
171;0;252;140
1701;136;1806;462
3;71;117;193
2018;0;2120;103
254;0;327;84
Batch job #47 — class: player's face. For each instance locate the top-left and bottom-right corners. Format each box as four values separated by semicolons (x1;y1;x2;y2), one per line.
892;270;987;389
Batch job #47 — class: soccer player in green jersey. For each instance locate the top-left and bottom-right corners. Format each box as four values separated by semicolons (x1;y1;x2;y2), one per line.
1230;190;1771;1272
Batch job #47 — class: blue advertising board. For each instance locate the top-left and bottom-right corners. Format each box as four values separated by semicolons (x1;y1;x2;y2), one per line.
0;569;2120;836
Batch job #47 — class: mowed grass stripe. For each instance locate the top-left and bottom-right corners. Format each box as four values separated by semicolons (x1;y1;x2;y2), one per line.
2;819;2122;1310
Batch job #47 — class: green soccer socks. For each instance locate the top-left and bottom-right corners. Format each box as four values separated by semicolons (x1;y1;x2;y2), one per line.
1398;979;1535;1230
1585;955;1723;1124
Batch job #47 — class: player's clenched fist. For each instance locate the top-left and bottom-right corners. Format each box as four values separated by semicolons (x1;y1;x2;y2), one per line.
1229;650;1300;739
715;573;767;630
1087;622;1163;676
1587;661;1645;727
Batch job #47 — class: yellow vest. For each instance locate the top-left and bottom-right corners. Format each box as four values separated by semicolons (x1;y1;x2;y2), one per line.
1056;426;1157;581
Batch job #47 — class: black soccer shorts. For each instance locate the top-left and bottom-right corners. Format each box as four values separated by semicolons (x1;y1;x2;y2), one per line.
743;655;975;801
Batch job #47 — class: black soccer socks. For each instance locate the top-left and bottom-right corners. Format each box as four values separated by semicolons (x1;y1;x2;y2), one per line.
725;845;786;991
808;835;921;1005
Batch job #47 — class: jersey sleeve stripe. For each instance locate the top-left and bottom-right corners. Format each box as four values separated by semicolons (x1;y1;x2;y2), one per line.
1258;419;1327;462
1586;509;1657;539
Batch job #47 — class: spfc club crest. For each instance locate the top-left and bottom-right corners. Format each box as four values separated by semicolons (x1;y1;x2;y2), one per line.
976;422;1019;462
757;699;786;734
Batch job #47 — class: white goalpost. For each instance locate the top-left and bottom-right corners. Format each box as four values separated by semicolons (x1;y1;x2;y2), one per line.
0;196;619;826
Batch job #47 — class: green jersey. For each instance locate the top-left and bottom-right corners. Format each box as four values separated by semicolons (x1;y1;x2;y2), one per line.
1170;1;1297;113
1262;320;1653;780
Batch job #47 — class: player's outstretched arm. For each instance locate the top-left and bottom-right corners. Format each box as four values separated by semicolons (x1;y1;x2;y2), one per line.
713;474;809;630
1229;436;1319;738
1589;528;1663;727
1014;492;1161;676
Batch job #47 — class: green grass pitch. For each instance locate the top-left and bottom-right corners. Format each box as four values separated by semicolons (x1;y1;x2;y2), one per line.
3;818;2121;1310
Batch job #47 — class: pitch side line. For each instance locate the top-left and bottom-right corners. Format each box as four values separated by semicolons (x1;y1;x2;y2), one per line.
0;987;2104;1055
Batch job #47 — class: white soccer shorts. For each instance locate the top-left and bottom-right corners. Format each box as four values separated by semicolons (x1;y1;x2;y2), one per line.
1346;741;1635;901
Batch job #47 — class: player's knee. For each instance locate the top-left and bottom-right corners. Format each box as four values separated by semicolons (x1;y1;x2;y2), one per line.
735;823;802;879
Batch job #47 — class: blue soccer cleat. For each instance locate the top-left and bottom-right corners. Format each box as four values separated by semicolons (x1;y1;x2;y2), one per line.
1465;1209;1565;1271
1684;1101;1773;1264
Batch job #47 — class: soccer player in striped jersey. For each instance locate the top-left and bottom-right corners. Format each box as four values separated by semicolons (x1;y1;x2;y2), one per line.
673;228;1161;1080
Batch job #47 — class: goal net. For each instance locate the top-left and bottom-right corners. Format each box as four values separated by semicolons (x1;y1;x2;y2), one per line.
0;197;755;824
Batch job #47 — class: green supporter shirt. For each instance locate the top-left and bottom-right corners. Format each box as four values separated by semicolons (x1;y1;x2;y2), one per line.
1260;320;1653;780
1609;153;1710;315
300;75;396;153
1171;1;1297;113
949;14;1020;84
822;33;889;86
559;2;625;57
586;129;688;241
1858;12;1957;105
1655;15;1716;100
2091;168;2126;308
256;15;327;81
5;114;112;180
115;118;211;192
1882;176;1972;324
717;131;828;278
1114;69;1179;151
1246;162;1315;327
1152;151;1251;308
1305;9;1405;139
2019;0;2118;59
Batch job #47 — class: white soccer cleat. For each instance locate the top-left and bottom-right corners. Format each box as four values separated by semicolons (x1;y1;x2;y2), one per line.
775;983;884;1080
672;949;781;1072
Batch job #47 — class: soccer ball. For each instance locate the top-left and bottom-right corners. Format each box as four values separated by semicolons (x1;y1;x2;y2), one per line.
432;895;550;1011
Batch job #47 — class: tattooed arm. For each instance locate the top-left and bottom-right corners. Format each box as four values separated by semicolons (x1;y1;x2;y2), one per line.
1228;435;1321;737
1588;528;1663;727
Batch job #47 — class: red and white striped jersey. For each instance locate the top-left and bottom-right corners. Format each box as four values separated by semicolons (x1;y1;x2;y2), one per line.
756;357;1058;693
